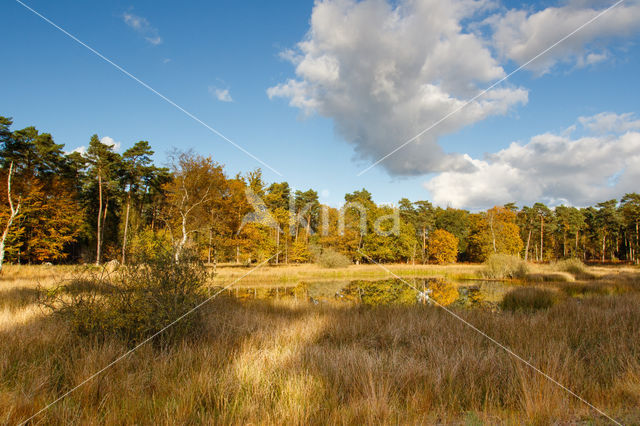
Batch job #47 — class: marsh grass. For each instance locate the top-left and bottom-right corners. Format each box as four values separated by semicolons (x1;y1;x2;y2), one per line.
500;287;558;312
559;282;617;297
553;258;596;280
1;264;640;424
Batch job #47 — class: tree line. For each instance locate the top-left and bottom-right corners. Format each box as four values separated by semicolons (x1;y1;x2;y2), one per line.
1;115;639;268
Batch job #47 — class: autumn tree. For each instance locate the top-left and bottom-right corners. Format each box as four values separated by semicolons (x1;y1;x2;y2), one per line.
434;207;469;259
0;116;84;266
428;229;458;264
467;206;523;262
162;152;227;262
362;205;415;263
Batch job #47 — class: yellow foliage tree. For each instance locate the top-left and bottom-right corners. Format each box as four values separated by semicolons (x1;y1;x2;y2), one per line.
468;206;523;262
428;229;458;264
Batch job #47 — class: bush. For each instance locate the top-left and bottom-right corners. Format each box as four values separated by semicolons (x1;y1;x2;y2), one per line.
313;247;351;268
482;254;529;279
500;287;557;312
41;249;209;347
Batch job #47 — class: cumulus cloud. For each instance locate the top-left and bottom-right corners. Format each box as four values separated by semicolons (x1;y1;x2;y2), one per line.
123;12;163;45
268;0;529;175
209;86;233;103
269;0;640;177
488;0;640;74
425;112;640;209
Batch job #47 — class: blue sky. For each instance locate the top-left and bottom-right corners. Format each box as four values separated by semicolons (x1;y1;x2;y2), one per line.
2;0;640;209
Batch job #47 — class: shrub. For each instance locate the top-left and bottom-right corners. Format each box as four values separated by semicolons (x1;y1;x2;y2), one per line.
428;229;459;264
41;249;209;347
313;247;351;268
500;287;557;312
482;254;529;279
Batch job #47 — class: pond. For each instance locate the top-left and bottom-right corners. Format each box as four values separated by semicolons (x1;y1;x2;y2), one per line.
215;277;512;309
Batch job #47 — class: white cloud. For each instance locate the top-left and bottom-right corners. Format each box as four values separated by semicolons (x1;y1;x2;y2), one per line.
425;112;640;209
209;87;233;103
268;0;528;175
578;111;640;134
100;136;122;152
123;12;163;45
488;0;640;74
66;146;86;155
269;0;640;177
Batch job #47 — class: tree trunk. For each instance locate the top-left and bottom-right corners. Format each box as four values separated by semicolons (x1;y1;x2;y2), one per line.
634;219;639;263
96;174;103;265
101;196;109;260
601;233;606;263
175;212;188;262
540;215;544;262
0;162;20;273
208;227;212;264
275;228;280;264
489;215;496;253
524;228;532;261
121;191;131;265
422;226;427;264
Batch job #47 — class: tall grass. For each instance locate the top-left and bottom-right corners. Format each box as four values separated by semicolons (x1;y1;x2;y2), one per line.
482;254;529;279
500;287;557;312
553;258;595;280
2;264;640;423
1;294;639;422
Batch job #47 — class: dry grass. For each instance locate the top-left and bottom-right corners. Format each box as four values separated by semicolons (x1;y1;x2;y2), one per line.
1;264;640;424
213;262;482;286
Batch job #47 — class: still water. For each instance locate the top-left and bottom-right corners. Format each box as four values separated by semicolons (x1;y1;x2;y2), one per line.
216;278;511;309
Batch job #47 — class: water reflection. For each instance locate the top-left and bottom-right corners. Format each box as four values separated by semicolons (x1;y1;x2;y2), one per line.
216;277;511;309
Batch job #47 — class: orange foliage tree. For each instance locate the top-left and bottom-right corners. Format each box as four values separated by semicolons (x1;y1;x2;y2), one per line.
428;229;458;264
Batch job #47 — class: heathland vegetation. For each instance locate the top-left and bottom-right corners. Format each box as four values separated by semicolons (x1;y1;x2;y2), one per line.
1;260;640;423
